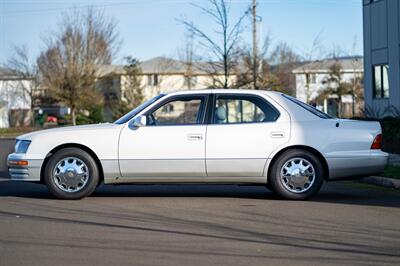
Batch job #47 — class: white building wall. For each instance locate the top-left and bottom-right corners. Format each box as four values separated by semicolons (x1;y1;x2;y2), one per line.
0;79;32;128
295;71;363;116
296;72;363;102
121;73;237;101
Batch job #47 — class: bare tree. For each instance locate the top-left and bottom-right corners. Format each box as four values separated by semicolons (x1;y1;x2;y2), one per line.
325;41;364;117
348;73;364;115
6;45;38;126
37;8;120;125
109;57;143;120
122;57;144;109
318;61;351;118
236;36;272;89
349;59;363;117
237;38;300;94
178;31;196;90
180;0;250;88
298;32;325;103
349;36;363;117
267;42;301;94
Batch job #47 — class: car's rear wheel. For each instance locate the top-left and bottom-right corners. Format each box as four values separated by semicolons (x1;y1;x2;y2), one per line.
269;149;324;200
44;148;99;199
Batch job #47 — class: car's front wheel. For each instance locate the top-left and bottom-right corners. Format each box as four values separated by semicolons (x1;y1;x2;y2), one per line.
44;148;99;199
269;149;324;200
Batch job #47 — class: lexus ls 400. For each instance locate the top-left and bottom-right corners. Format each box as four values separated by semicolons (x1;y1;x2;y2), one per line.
8;89;388;200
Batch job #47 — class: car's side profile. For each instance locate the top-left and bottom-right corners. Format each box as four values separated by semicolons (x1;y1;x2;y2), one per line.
8;89;388;200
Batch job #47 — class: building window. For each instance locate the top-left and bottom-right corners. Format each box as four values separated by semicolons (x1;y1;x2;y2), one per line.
373;65;389;99
311;74;317;84
153;74;159;86
147;74;159;86
306;73;317;84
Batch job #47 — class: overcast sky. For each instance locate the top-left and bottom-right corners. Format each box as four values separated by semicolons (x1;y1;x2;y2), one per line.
0;0;363;65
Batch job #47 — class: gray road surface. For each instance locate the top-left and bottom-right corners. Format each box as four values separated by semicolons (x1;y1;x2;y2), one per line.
0;179;399;266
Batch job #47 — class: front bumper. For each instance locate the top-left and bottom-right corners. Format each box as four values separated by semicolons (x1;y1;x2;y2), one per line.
7;153;42;181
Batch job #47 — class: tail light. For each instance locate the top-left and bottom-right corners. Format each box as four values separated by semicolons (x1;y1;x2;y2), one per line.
371;134;382;150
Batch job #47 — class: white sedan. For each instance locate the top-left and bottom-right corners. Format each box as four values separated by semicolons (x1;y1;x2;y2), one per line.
8;89;388;200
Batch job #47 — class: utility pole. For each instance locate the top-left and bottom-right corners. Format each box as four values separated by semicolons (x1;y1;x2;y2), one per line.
252;0;258;90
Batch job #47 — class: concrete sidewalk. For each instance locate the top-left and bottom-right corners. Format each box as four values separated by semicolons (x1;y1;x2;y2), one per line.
389;153;400;166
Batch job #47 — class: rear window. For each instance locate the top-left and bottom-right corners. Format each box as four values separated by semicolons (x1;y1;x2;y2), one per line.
283;94;333;119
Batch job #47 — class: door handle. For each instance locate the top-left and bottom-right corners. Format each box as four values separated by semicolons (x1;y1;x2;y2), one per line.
271;131;285;138
187;134;203;140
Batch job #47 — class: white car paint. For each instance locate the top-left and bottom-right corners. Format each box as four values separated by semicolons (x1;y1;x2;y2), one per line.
8;89;388;185
119;124;207;178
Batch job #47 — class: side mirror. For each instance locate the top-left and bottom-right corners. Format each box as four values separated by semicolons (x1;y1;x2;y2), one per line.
132;115;147;127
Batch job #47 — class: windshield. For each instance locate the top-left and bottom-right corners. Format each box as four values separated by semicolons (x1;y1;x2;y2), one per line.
114;94;165;124
283;94;333;119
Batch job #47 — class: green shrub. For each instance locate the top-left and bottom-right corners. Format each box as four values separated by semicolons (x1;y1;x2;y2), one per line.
88;105;104;124
380;117;400;154
380;117;400;140
354;116;400;154
61;105;104;125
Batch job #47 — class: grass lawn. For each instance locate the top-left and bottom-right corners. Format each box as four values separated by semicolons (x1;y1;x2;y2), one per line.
383;165;400;180
0;128;38;138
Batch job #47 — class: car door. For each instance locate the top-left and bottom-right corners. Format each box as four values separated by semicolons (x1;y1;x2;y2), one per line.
205;93;290;177
118;94;208;179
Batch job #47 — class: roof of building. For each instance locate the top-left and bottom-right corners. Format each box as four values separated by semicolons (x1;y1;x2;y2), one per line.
0;67;24;80
292;56;363;74
96;57;228;77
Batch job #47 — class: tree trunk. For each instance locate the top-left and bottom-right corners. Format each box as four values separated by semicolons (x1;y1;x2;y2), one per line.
30;102;34;127
30;82;37;127
223;55;228;89
29;90;34;127
352;93;355;117
71;108;76;126
305;74;310;103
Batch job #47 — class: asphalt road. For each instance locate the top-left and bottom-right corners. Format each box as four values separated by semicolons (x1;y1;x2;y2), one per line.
0;179;399;266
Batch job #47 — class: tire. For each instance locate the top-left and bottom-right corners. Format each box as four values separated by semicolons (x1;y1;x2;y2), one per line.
44;148;99;199
266;182;274;192
269;149;324;200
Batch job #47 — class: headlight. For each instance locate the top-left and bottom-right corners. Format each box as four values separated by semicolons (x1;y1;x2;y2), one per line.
15;140;31;154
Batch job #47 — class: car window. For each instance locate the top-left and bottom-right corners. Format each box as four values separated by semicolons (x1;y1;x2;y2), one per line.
283;94;333;119
114;94;165;124
147;96;205;126
213;95;279;124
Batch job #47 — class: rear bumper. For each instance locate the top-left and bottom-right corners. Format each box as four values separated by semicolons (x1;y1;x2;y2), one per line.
7;153;42;182
327;151;388;180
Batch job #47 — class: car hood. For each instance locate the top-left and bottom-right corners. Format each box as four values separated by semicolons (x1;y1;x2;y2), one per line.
17;123;122;141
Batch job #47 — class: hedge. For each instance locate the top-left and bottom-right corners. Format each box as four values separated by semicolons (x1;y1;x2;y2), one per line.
354;117;400;154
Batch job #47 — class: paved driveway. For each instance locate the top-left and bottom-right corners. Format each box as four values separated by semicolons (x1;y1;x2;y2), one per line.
0;179;399;266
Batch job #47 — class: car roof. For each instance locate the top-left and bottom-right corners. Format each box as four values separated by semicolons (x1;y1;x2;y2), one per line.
164;88;282;96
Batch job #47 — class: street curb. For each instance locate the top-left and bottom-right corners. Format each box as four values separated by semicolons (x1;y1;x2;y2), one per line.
359;176;400;189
